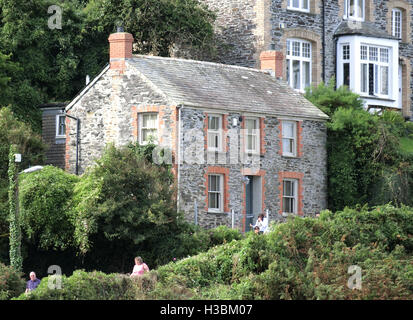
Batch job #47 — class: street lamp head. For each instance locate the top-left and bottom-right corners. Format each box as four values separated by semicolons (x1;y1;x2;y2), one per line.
20;166;44;174
14;154;21;163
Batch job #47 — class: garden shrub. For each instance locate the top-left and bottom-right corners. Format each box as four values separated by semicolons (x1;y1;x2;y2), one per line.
0;262;25;300
18;166;80;250
149;205;413;300
9;205;413;300
15;270;143;300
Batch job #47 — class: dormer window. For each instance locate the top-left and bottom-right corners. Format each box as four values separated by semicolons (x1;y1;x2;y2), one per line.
287;0;309;12
344;0;364;21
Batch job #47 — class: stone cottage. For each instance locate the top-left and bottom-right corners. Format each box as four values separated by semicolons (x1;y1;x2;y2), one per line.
199;0;413;119
44;31;329;232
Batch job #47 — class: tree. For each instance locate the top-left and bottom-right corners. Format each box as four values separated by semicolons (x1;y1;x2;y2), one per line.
0;51;19;106
71;143;179;272
305;79;413;210
0;0;217;129
18;166;80;251
0;107;45;264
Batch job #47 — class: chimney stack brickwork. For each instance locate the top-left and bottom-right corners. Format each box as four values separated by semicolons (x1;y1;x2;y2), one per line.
108;32;134;72
260;50;284;79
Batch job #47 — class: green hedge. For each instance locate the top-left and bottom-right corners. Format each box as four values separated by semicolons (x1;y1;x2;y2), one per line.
14;270;148;300
148;204;413;300
11;205;413;300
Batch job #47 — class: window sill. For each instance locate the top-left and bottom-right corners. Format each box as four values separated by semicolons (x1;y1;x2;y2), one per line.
282;154;299;159
282;212;298;217
244;151;261;157
207;150;226;155
286;8;313;15
359;95;395;102
207;210;226;215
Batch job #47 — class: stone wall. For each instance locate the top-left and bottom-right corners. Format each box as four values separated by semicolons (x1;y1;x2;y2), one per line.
65;64;169;174
202;0;413;117
178;107;328;231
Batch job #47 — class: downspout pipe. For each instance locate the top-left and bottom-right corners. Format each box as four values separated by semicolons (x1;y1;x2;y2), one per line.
177;105;182;212
322;0;326;84
63;111;80;175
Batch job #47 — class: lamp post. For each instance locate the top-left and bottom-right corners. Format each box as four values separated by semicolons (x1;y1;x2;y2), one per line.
8;145;43;272
8;145;22;271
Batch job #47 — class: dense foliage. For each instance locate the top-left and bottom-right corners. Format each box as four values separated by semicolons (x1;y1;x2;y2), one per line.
13;205;413;300
0;262;25;300
15;143;242;275
0;107;45;265
305;80;413;211
0;0;216;130
19;166;80;251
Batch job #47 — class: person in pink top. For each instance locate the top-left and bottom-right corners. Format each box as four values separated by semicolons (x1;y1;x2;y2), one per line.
130;256;149;277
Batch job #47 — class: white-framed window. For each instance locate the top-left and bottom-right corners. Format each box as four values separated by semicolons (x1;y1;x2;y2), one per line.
360;45;390;96
287;0;309;12
282;179;298;214
245;117;260;154
342;44;351;87
286;39;312;92
208;114;223;152
56;115;66;138
392;8;402;39
139;113;158;144
344;0;365;21
208;174;223;212
282;121;297;157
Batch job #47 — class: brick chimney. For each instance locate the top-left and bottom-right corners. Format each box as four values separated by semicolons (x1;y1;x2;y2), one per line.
260;51;284;79
108;32;134;72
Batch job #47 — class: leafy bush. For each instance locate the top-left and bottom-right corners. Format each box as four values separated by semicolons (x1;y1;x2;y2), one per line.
148;205;413;300
0;263;25;300
305;80;413;210
10;205;413;300
19;166;80;250
15;270;144;300
0;107;45;264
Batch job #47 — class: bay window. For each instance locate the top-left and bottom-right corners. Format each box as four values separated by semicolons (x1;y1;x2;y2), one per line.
360;45;389;96
342;44;350;87
286;39;311;92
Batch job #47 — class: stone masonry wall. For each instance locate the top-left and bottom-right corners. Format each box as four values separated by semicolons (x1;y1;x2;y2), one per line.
202;0;413;118
65;64;170;175
178;107;328;231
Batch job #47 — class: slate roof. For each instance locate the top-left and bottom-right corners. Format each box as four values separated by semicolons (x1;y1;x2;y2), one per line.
128;55;329;120
334;21;399;40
